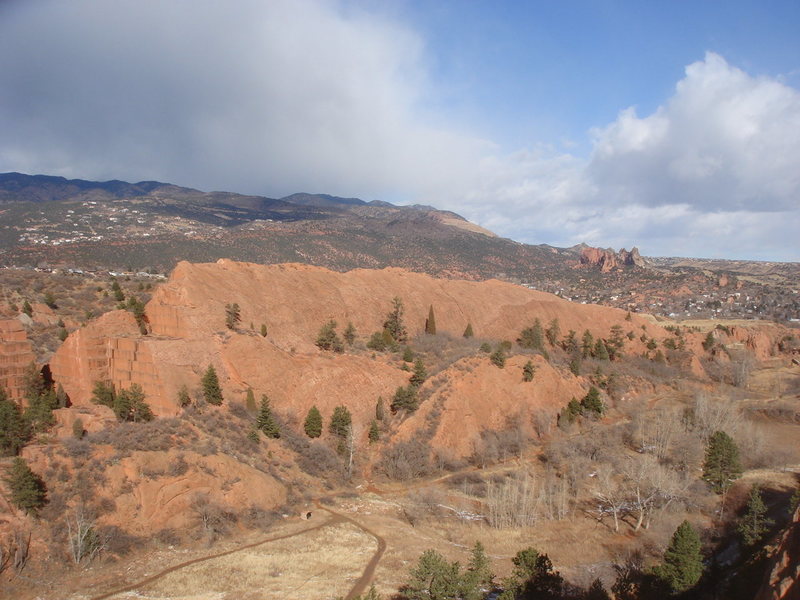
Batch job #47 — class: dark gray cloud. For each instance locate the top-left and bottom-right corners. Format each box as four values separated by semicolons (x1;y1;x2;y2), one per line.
0;3;797;261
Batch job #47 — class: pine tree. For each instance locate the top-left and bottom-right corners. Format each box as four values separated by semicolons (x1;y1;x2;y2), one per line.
316;320;344;352
562;330;578;353
490;347;506;368
260;323;268;337
522;360;536;382
257;395;281;439
405;549;464;600
368;419;380;443
177;385;191;407
585;578;612;600
545;318;560;346
22;299;33;317
463;323;474;338
91;380;116;408
376;396;385;421
72;417;85;439
581;386;604;415
703;430;742;494
115;383;154;422
55;383;68;408
425;305;437;335
652;520;703;594
410;357;427;387
383;297;407;343
4;457;47;516
343;322;356;346
594;339;610;360
111;278;125;302
304;405;322;438
501;547;564;600
702;331;716;352
202;365;224;406
518;318;544;351
569;355;582;376
403;346;415;362
463;541;493;599
391;385;419;413
329;405;352;438
737;485;773;547
245;388;256;412
0;389;30;456
43;291;57;309
225;303;241;330
581;330;594;358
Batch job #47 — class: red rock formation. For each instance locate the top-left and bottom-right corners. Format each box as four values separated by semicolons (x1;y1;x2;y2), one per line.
755;506;800;600
580;245;646;271
0;318;36;402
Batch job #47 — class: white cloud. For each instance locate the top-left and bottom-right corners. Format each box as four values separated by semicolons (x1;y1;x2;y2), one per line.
0;2;797;261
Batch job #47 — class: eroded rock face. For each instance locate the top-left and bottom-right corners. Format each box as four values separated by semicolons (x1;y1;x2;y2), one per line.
0;318;36;402
580;246;646;271
755;506;800;600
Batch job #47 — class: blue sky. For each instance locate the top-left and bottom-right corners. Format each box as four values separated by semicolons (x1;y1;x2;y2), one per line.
0;0;798;261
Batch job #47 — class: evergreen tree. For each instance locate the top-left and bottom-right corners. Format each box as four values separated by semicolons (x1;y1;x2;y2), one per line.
410;357;427;387
4;457;47;516
383;297;408;343
594;339;610;360
702;331;716;352
343;321;356;346
368;419;380;443
24;388;57;434
403;346;415;362
304;405;323;438
518;318;544;351
72;417;85;439
329;405;352;438
202;365;224;405
569;355;582;376
558;398;582;427
367;330;388;351
22;299;33;317
562;330;578;353
316;319;344;352
0;389;30;456
405;549;464;600
490;347;506;368
111;278;125;302
585;578;612;600
43;291;57;309
177;385;191;408
581;386;604;415
260;323;268;337
55;383;68;408
703;430;742;494
500;546;564;600
58;327;69;341
652;520;703;595
737;485;773;547
115;383;154;422
425;305;437;335
91;380;116;408
522;360;536;382
245;388;256;412
247;427;259;443
225;303;241;330
463;541;493;599
391;385;419;413
653;350;666;364
545;318;560;346
376;396;385;421
581;330;594;358
256;395;281;439
463;323;474;338
608;325;625;359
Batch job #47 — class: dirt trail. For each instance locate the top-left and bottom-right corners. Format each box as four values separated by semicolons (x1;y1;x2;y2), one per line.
88;497;389;600
313;500;387;600
89;514;343;600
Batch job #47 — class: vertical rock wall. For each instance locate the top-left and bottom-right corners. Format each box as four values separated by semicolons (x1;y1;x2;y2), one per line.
0;319;36;402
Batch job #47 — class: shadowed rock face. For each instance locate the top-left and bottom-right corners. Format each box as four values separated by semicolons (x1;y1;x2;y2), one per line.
756;506;800;600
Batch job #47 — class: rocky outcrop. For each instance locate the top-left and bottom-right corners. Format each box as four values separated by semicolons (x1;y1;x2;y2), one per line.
580;245;646;271
755;506;800;600
0;319;36;402
50;261;664;439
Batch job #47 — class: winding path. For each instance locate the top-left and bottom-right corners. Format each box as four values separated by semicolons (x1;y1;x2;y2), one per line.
88;500;387;600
